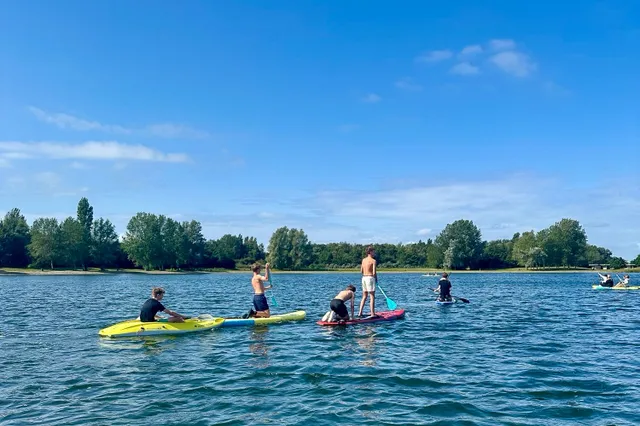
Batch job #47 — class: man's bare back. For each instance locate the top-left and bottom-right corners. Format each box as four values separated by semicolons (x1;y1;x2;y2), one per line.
361;256;376;276
334;289;354;301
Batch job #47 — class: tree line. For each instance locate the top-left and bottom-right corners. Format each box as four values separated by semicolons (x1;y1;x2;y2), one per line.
0;198;265;271
0;197;638;271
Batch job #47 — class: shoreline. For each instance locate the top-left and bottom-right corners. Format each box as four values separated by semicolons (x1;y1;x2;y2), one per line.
1;267;637;276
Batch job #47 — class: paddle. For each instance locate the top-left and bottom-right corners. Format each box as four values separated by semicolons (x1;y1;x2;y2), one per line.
266;266;279;308
376;280;398;310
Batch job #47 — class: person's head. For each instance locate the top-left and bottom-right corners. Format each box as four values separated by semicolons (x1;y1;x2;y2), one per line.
366;245;375;257
251;263;262;274
346;284;356;293
624;274;630;279
152;287;165;300
442;272;449;278
607;274;611;278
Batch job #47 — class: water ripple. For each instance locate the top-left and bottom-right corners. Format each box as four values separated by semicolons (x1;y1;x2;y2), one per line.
1;272;640;424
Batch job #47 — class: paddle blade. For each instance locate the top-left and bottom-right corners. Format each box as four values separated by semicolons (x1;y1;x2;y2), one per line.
386;298;398;310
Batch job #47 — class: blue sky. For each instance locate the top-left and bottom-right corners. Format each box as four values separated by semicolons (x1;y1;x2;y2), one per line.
1;1;639;259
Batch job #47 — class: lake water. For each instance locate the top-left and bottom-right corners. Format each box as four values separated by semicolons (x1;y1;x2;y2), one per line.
1;272;639;425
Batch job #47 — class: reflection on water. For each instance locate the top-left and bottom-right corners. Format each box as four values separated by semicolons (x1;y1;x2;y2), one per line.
355;330;379;367
96;335;179;355
248;327;271;368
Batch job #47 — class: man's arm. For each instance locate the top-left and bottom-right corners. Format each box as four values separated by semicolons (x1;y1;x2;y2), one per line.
163;308;187;319
351;297;354;318
373;259;377;283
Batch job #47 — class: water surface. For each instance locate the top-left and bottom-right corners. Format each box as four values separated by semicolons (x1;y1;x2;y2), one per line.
1;272;639;425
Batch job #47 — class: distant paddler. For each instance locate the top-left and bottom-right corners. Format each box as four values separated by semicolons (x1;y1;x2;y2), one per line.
614;274;630;288
597;273;614;287
434;272;453;302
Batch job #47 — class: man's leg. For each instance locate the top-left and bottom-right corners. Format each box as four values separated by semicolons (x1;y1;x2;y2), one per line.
254;309;270;318
369;291;376;316
358;291;369;316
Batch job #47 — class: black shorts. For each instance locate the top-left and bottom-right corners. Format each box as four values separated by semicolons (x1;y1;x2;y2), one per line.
253;294;270;311
330;299;349;319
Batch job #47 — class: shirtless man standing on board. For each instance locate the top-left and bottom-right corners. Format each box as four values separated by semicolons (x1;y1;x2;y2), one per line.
357;245;377;317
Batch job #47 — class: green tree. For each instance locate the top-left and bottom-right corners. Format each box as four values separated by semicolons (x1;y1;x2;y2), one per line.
632;254;640;267
28;218;63;269
213;234;245;263
91;218;119;270
434;220;483;269
76;197;94;270
267;226;293;269
609;256;627;269
60;217;83;267
242;236;265;264
183;220;206;267
0;208;31;267
481;239;514;269
425;239;442;268
121;212;165;270
512;231;544;268
584;245;612;266
539;219;587;267
289;228;313;269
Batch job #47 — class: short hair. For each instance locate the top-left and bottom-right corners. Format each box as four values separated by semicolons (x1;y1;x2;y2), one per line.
366;245;374;255
442;272;449;278
347;284;356;292
251;263;262;273
152;287;165;297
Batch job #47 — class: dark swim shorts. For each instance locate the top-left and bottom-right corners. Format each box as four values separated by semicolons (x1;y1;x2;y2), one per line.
330;298;349;319
253;294;270;311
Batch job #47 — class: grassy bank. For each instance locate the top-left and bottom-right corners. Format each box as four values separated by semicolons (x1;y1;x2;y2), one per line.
1;266;638;276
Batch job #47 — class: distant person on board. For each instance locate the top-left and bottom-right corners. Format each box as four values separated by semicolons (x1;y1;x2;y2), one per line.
328;284;357;321
357;246;378;317
247;262;272;318
435;273;453;302
598;273;614;287
139;287;187;323
614;274;630;288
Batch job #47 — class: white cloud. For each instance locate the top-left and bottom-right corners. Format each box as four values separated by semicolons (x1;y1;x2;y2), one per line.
28;107;131;134
459;45;483;57
450;62;480;76
362;93;381;103
489;39;516;51
28;107;209;139
0;157;10;168
415;49;453;63
417;228;432;236
394;77;423;91
0;141;190;162
145;123;209;139
489;51;536;77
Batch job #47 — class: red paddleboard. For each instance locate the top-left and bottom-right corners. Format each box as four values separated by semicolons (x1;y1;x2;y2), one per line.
316;309;405;326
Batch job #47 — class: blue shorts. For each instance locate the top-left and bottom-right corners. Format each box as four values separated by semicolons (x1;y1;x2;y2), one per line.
253;294;269;311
